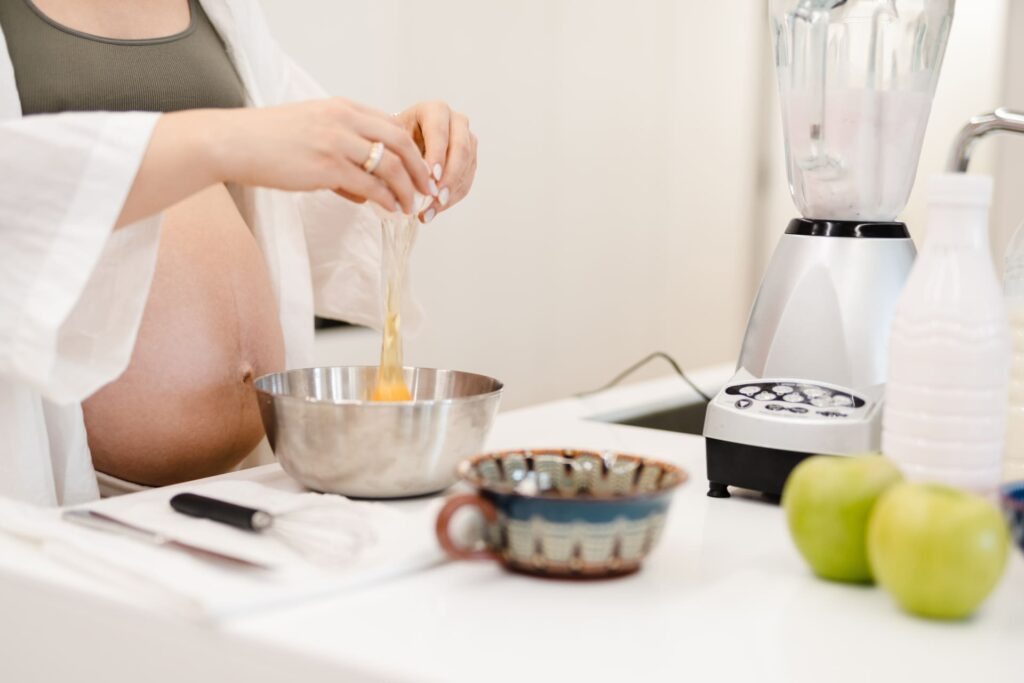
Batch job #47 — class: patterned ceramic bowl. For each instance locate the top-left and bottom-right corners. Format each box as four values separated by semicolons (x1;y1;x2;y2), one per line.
435;449;687;578
1000;481;1024;556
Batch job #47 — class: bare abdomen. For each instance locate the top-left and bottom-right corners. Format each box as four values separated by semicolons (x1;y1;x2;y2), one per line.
83;184;285;486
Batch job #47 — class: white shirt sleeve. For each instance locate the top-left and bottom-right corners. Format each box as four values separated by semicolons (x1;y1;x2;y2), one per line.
0;111;162;404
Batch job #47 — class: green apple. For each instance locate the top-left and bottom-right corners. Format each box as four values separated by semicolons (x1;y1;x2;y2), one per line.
782;454;903;583
868;483;1009;620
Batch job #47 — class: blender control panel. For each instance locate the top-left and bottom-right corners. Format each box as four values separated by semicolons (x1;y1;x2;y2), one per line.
722;381;866;420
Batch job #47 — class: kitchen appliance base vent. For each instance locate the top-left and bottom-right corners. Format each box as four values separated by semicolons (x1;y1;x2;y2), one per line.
705;438;814;500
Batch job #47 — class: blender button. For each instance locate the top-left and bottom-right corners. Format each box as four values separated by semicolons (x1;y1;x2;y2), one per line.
755;392;776;401
788;406;808;414
803;388;826;398
783;393;804;403
811;397;830;407
764;404;787;412
772;385;794;394
832;395;853;407
735;399;752;409
738;386;760;396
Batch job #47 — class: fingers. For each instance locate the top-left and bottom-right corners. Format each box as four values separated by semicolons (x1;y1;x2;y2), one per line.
329;126;415;213
320;98;476;215
370;146;418;214
448;121;478;206
332;189;367;205
421;112;476;222
351;163;400;212
417;102;451;187
350;112;432;200
457;151;478;204
327;132;400;211
344;161;399;211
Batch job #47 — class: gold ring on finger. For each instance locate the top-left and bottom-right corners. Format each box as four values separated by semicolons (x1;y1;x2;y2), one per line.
362;141;385;173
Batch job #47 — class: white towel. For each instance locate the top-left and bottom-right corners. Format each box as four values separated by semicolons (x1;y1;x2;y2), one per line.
0;481;444;623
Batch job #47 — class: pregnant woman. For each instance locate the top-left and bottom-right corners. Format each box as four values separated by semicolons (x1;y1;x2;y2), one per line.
0;0;477;505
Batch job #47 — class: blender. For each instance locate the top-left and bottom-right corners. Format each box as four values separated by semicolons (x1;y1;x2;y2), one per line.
702;0;955;498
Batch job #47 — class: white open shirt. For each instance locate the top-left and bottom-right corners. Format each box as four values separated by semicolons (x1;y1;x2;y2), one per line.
0;0;393;506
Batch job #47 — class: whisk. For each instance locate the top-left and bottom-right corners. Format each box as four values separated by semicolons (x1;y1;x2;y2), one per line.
169;493;375;569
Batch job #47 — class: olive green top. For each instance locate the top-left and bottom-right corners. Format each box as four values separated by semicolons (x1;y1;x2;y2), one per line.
0;0;245;115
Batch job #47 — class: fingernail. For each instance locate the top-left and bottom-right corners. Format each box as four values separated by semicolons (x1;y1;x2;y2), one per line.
432;163;443;181
422;207;436;224
438;186;450;206
428;178;439;197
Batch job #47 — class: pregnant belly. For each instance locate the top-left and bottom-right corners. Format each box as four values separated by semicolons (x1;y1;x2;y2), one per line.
82;184;285;486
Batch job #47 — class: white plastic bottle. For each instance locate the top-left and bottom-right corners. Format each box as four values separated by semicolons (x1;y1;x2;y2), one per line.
882;173;1010;494
1003;221;1024;482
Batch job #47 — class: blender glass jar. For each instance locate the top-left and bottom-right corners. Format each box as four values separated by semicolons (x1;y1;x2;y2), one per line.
771;0;955;221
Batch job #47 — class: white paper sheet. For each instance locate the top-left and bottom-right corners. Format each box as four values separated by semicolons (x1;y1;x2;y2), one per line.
0;481;444;623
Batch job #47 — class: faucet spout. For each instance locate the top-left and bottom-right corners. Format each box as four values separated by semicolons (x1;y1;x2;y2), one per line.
947;108;1024;172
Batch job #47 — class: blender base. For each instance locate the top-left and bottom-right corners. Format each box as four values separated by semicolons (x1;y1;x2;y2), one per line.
705;438;814;500
700;219;909;502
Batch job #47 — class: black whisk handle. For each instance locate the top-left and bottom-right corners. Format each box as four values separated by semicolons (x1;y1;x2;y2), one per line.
170;493;273;531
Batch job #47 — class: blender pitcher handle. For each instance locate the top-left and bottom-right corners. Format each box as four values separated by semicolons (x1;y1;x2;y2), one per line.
435;494;501;561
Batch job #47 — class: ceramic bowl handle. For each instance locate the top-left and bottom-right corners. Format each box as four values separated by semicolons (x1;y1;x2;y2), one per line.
435;493;501;561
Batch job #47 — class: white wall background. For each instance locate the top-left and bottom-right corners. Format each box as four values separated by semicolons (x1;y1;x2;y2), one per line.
262;1;1011;409
993;0;1024;262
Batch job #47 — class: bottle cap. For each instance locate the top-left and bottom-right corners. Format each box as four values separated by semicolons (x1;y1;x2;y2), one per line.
929;173;994;207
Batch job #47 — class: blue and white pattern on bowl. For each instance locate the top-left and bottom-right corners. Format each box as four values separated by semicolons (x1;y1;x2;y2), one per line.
1000;481;1024;555
460;449;686;577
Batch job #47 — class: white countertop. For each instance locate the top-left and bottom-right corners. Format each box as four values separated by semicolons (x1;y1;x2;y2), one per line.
1;363;1021;683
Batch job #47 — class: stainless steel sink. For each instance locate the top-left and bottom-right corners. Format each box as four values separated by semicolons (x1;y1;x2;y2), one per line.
596;401;708;436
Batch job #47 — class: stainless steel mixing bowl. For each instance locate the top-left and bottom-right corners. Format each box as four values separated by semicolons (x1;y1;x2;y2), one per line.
254;367;503;498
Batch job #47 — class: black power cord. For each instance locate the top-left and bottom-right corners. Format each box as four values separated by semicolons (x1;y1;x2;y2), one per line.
576;351;713;403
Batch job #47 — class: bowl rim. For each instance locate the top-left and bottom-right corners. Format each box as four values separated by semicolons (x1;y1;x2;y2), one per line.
1001;481;1024;512
253;366;504;407
456;448;688;502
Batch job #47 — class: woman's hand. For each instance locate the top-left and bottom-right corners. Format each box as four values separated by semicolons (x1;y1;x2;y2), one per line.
394;101;478;223
214;99;433;213
117;98;448;227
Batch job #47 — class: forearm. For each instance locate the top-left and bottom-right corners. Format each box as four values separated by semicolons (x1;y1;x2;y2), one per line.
117;98;433;225
116;109;228;228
